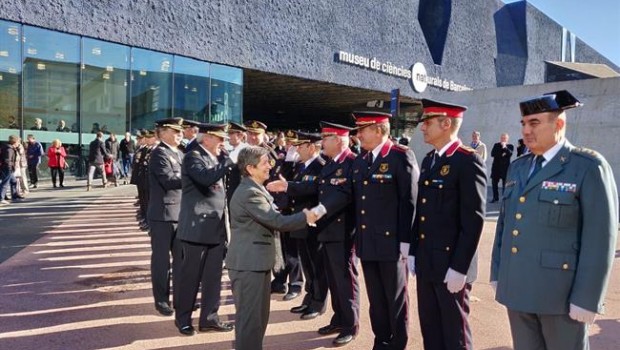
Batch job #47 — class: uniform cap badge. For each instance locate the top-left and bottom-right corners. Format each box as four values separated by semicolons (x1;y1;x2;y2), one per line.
269;159;276;167
440;165;450;176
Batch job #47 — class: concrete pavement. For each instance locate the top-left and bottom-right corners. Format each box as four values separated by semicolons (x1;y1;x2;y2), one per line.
0;182;618;349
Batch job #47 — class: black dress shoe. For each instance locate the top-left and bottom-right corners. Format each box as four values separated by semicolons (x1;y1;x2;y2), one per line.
318;324;343;335
283;291;300;301
333;332;355;346
155;302;174;316
290;304;308;314
300;310;320;320
175;321;196;336
199;321;234;332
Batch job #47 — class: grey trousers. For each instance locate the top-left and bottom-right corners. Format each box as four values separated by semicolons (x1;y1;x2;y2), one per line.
507;309;589;350
229;269;271;350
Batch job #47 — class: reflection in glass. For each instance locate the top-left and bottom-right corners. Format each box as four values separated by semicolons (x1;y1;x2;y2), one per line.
173;56;209;122
210;63;242;124
81;38;130;143
0;20;22;140
22;25;79;145
131;48;173;131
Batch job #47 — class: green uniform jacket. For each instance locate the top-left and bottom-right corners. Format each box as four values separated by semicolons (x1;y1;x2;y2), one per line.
491;140;618;314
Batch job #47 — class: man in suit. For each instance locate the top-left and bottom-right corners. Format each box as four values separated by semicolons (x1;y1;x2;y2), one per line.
174;123;235;335
180;119;200;153
490;133;514;202
471;131;487;161
491;90;618;350
147;117;185;316
284;132;328;318
410;99;487;350
267;122;360;346
87;132;109;191
225;145;317;350
351;111;418;350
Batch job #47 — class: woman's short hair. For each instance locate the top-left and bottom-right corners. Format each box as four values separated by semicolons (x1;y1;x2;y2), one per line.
52;139;62;147
238;145;268;177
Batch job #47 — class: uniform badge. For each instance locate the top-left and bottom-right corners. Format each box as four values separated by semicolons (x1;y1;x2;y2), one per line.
379;163;389;173
335;168;343;176
269;159;276;167
440;165;450;176
353;169;359;174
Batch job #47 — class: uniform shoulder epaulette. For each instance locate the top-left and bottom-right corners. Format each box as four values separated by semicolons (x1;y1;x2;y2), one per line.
317;155;326;166
572;147;604;163
192;150;200;155
391;143;409;153
426;149;434;157
456;145;475;154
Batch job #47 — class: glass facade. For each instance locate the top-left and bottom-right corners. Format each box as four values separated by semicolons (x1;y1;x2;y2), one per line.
0;19;243;177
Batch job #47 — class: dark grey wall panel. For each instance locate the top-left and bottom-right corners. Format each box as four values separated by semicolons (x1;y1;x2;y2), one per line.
0;0;615;99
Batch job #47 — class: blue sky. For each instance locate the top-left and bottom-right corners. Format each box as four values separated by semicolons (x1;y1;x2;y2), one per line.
504;0;620;67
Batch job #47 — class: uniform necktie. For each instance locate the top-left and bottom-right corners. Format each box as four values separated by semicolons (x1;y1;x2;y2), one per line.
528;156;544;179
367;152;374;167
431;152;439;169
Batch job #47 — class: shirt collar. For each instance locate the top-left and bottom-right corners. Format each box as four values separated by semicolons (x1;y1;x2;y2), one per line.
199;144;218;161
436;139;459;157
372;139;389;160
161;141;179;153
304;155;318;168
540;138;566;166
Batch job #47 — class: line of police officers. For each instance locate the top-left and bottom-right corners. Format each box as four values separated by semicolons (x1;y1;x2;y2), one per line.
132;90;616;350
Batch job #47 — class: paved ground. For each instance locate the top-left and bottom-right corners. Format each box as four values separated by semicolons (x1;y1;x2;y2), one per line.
0;180;619;349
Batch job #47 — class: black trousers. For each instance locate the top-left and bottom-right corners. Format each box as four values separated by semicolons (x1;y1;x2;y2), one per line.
271;233;303;292
298;234;328;312
28;163;38;185
175;240;225;327
322;239;360;334
148;221;181;306
417;279;473;350
492;176;506;200
50;167;64;186
361;259;409;350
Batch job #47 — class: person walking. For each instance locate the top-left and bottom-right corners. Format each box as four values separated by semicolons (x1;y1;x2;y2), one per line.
87;132;109;190
26;134;43;189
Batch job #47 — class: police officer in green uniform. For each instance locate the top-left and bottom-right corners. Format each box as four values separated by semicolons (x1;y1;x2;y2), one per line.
491;90;619;350
410;99;487;350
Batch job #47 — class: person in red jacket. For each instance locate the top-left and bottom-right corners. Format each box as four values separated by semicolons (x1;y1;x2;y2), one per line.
47;139;67;188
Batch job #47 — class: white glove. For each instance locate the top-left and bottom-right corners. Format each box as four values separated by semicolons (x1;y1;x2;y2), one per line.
443;268;467;294
407;256;416;277
569;303;597;324
310;203;327;221
490;281;497;293
399;242;410;259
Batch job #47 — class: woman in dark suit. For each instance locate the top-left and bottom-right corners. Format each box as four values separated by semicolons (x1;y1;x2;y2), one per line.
225;146;316;350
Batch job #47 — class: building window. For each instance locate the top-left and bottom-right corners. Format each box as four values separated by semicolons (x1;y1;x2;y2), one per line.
81;38;130;142
130;48;173;131
22;26;80;146
210;63;242;123
0;20;21;139
173;56;210;122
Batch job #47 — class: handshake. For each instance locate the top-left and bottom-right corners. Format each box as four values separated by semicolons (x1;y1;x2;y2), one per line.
302;203;327;227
